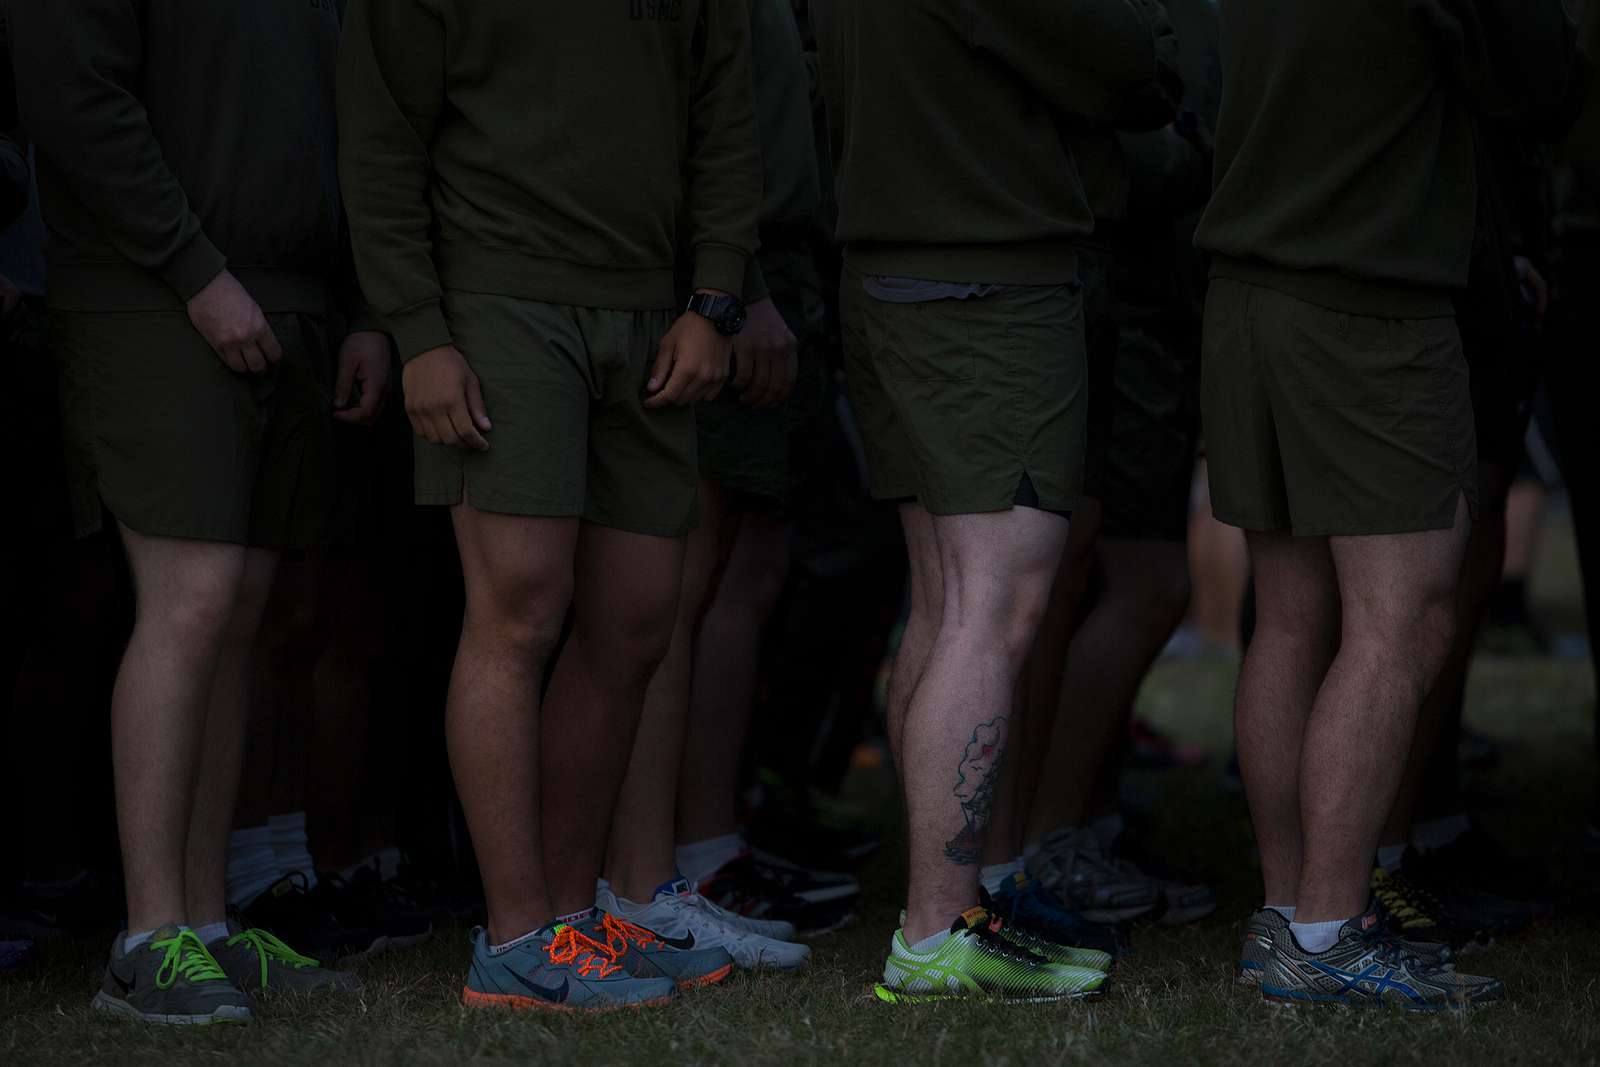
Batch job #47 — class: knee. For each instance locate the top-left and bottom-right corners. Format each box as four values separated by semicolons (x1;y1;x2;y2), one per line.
1345;587;1457;681
582;590;678;682
464;566;573;662
143;561;246;648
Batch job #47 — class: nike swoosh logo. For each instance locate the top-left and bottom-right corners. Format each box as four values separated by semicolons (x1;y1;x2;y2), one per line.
109;967;134;995
654;930;696;951
506;968;567;1003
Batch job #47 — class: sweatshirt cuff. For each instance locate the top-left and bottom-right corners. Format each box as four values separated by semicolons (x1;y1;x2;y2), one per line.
692;243;752;297
160;231;228;303
742;256;769;304
385;298;454;364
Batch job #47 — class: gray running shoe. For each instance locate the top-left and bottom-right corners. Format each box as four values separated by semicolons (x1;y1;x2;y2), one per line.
1028;827;1161;924
1238;908;1288;986
209;919;362;995
1260;908;1503;1011
91;926;252;1025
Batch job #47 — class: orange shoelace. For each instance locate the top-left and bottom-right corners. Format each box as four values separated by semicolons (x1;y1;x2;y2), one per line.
600;913;666;958
546;925;623;979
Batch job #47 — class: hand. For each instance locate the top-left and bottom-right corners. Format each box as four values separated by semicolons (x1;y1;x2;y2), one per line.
1513;255;1548;333
185;269;281;374
645;290;733;408
731;297;797;410
402;344;491;450
333;330;393;426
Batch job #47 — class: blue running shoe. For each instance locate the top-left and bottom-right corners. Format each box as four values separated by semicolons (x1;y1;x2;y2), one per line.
986;873;1127;959
588;910;735;989
1261;907;1503;1011
462;923;675;1013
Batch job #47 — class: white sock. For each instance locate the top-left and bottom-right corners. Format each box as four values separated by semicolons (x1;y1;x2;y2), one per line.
1089;813;1126;851
1267;904;1296;921
338;846;403;883
487;928;544;955
269;812;318;890
195;921;230;946
980;857;1025;896
1412;814;1471;853
225;824;283;908
1290;918;1347;954
907;930;948;954
1377;843;1408;873
676;834;745;885
123;928;159;953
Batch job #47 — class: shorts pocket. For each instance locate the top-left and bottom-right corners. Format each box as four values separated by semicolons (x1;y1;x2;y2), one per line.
1280;305;1447;407
879;300;977;383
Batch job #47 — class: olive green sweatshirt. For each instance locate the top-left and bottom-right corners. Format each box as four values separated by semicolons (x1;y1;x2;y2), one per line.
743;0;823;302
1196;0;1587;318
9;0;355;316
814;0;1182;285
338;0;762;363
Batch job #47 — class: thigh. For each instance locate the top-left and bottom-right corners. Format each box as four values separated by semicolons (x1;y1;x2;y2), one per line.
249;314;334;551
1260;293;1476;536
1330;498;1470;625
450;505;579;619
426;292;592;517
1201;280;1289;533
840;268;919;502
1245;530;1338;634
572;521;685;635
53;310;262;544
582;307;698;537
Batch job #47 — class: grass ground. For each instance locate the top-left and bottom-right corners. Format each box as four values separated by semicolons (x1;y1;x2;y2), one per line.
3;649;1596;1066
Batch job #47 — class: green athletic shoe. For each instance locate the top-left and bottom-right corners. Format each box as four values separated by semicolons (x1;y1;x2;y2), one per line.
904;906;1111;973
209;920;362;995
875;907;1108;1004
92;925;252;1025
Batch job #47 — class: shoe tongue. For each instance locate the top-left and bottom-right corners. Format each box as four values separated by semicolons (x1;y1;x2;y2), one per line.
653;878;694;901
1344;907;1383;939
952;906;993;935
1009;871;1031;892
147;923;185;943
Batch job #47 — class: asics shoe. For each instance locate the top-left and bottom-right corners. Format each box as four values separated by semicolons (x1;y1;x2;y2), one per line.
875;907;1107;1005
1028;827;1162;924
586;909;734;989
982;875;1120;966
598;879;809;971
698;851;855;936
462;923;674;1012
1238;908;1288;986
91;926;252;1025
208;919;360;995
1260;908;1503;1011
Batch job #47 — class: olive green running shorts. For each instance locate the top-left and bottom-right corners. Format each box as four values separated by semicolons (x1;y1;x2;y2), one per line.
1201;278;1477;537
840;265;1088;516
54;309;333;549
415;291;695;537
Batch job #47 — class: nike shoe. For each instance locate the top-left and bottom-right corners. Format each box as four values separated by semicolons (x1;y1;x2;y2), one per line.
749;849;861;907
244;871;431;961
318;865;436;955
691;887;797;942
1027;827;1162;924
587;909;734;989
1238;908;1288;986
91;926;252;1025
208;919;361;995
462;924;675;1012
875;907;1108;1005
598;879;809;971
697;851;856;936
984;874;1123;961
1260;908;1503;1011
1105;832;1217;925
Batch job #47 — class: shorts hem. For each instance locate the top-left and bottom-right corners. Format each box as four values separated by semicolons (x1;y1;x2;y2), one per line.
418;487;583;519
580;508;696;538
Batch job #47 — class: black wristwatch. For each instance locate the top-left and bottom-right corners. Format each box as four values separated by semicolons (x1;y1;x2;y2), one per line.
686;291;747;337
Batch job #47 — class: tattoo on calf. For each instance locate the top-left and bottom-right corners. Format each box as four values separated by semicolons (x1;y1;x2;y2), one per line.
943;717;1009;865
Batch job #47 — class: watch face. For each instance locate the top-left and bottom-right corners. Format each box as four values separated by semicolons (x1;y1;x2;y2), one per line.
724;306;748;334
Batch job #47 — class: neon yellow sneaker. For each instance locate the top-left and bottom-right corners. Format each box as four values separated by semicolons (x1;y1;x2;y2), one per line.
875;907;1107;1004
900;906;1111;973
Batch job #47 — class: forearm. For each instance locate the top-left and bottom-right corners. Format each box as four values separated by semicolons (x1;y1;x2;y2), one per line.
685;0;762;295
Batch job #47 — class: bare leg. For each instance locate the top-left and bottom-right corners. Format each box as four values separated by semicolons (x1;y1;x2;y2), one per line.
1296;500;1470;922
674;508;793;844
1235;531;1340;908
1007;500;1101;855
540;523;684;916
447;507;578;944
186;549;279;928
606;485;729;901
112;525;248;932
1024;537;1190;840
901;508;1069;943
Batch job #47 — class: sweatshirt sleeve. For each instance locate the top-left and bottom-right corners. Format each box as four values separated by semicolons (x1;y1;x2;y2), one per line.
8;0;224;300
337;0;450;363
685;0;762;296
968;0;1181;130
1419;0;1589;141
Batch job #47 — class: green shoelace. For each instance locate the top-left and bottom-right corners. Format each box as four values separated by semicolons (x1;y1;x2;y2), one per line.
151;929;228;990
226;927;322;992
